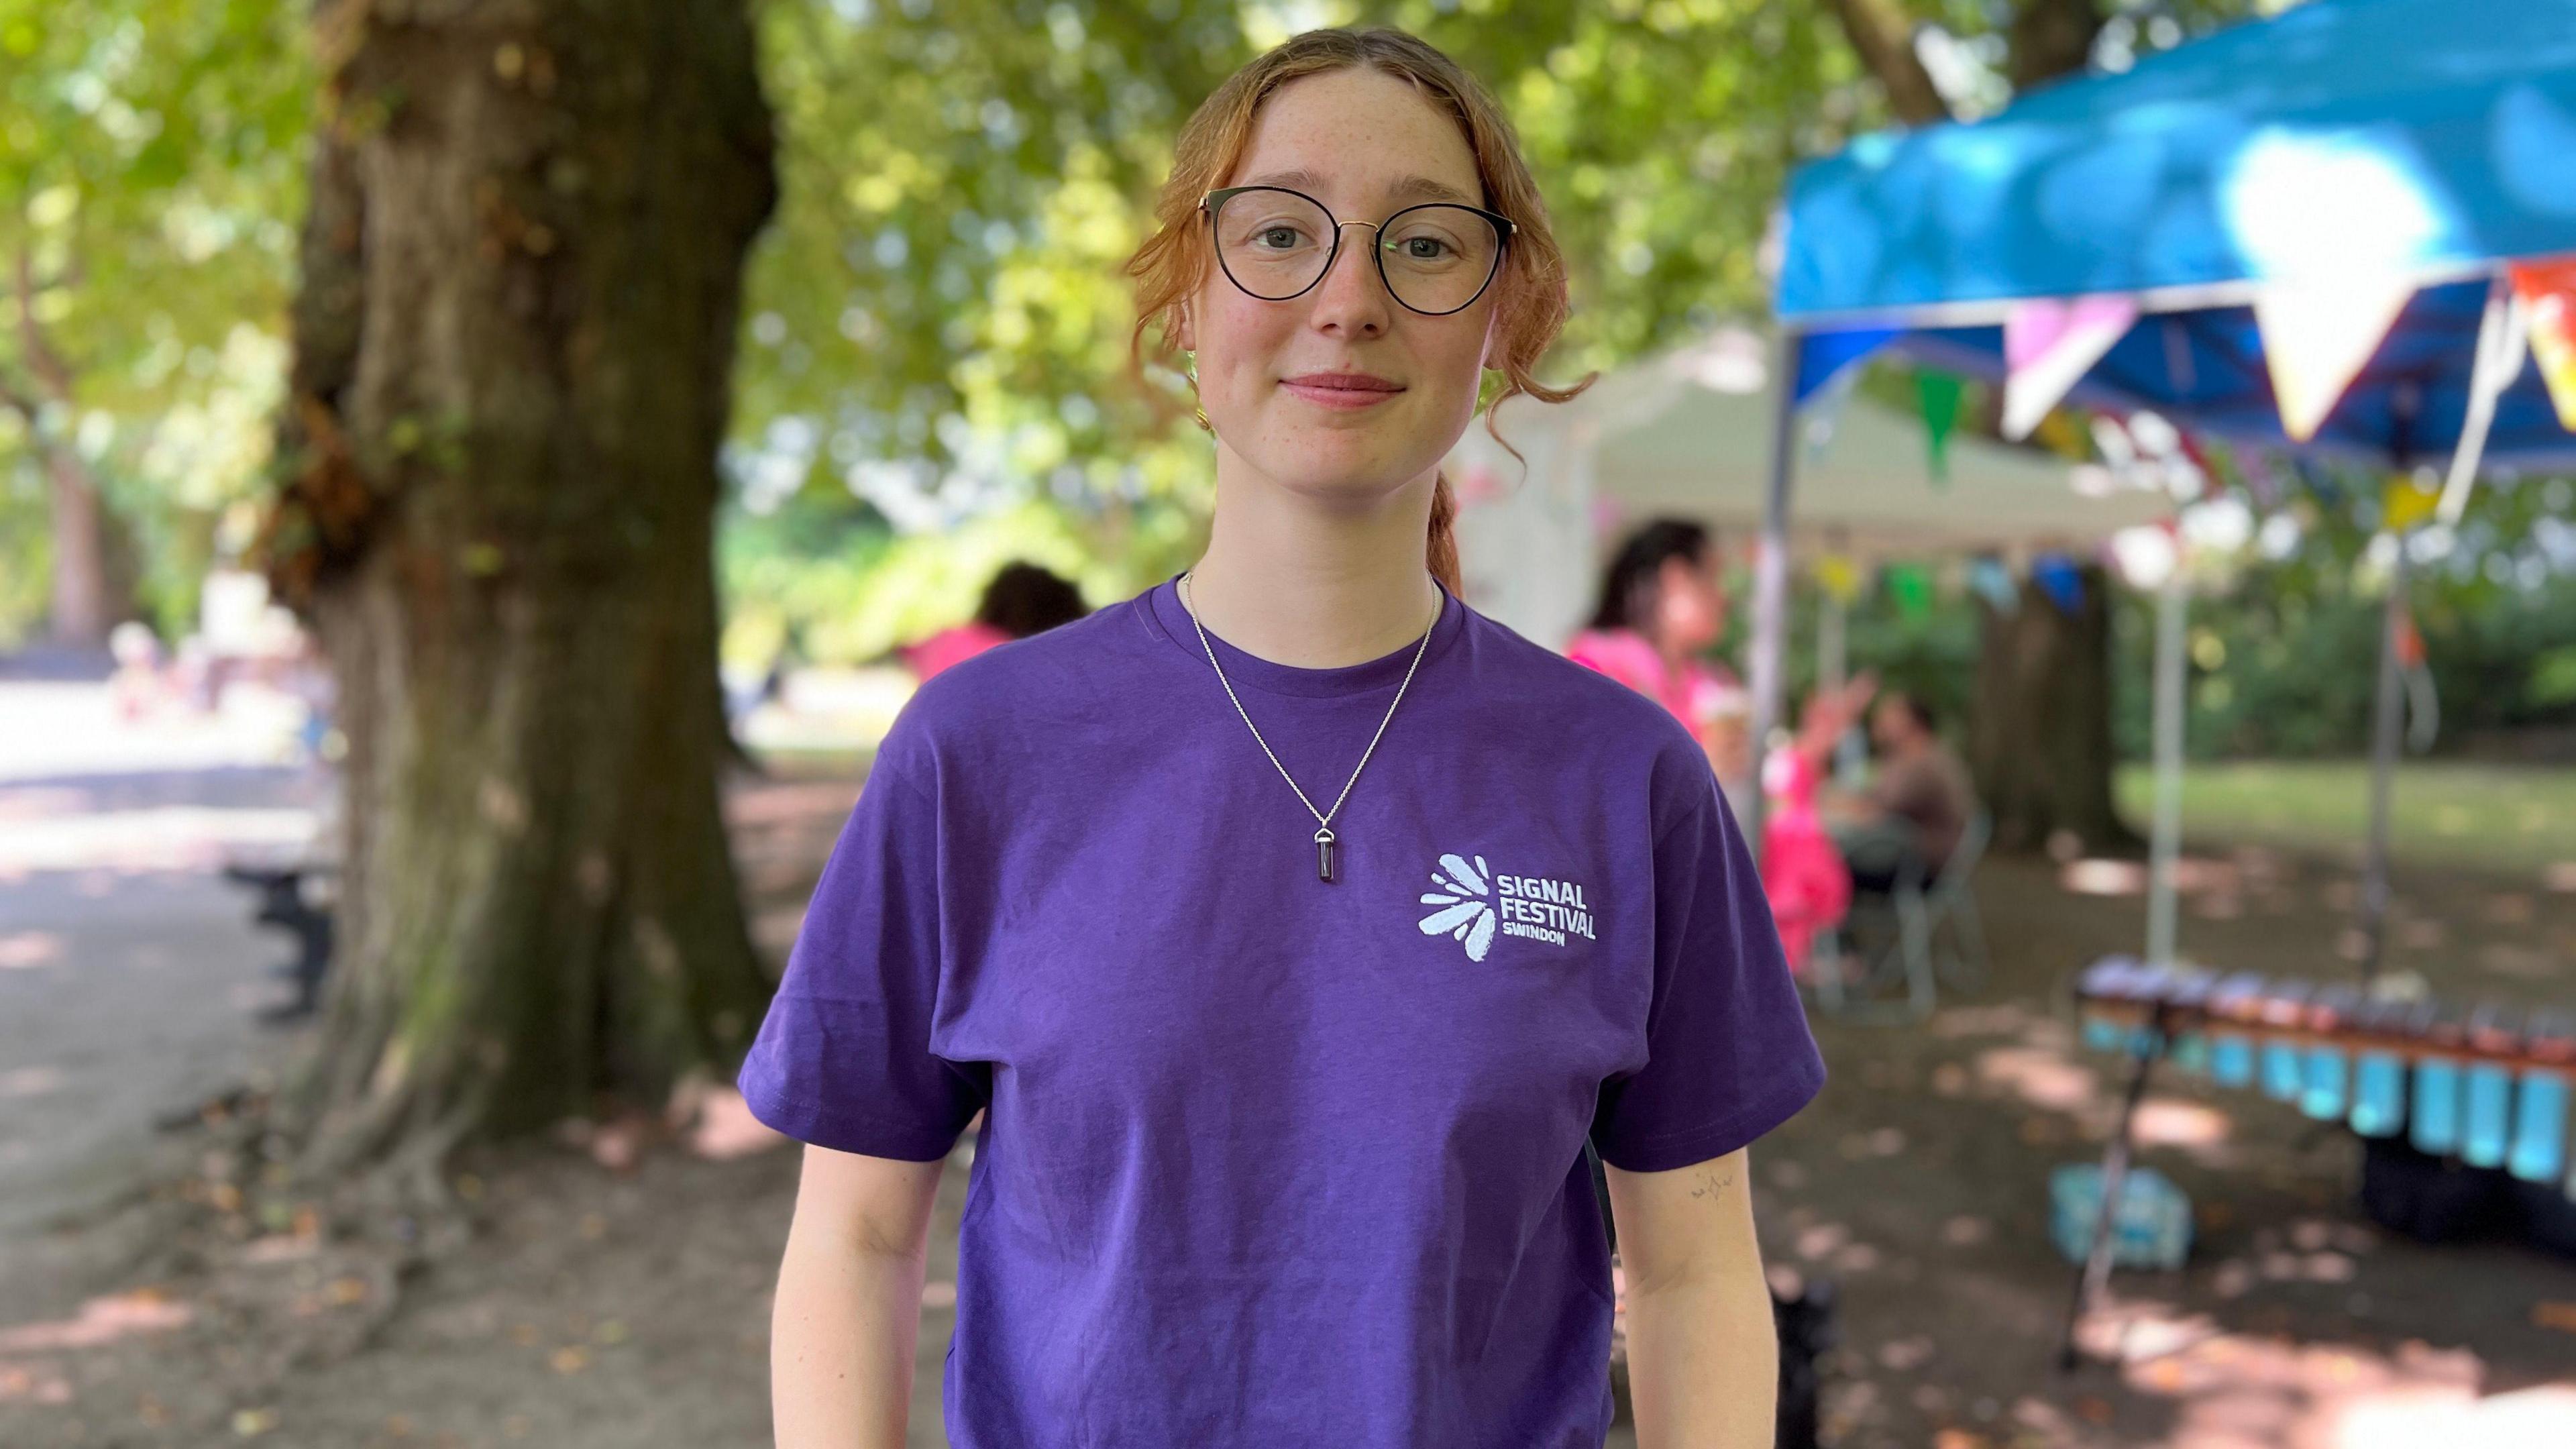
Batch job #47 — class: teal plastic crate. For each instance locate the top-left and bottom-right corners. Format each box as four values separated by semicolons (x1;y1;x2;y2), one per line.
2049;1163;2192;1271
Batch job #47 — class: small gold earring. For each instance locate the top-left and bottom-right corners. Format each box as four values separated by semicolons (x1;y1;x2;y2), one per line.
1186;352;1212;432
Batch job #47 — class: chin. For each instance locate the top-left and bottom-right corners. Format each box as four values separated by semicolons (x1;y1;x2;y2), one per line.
1253;439;1436;503
1248;403;1450;492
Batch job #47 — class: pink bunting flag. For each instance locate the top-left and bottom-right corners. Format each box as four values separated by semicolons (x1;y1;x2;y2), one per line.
2002;296;2137;440
2510;257;2576;433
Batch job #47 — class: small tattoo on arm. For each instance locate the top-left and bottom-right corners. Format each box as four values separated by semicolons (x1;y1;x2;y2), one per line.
1686;1165;1735;1199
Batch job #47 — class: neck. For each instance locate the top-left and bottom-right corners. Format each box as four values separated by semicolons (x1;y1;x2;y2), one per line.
1183;455;1445;669
1652;630;1690;675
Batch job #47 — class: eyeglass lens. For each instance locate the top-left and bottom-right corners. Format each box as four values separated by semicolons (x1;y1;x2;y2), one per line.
1211;190;1501;315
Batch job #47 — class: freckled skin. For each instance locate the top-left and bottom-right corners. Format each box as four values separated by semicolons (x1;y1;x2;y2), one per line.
1180;68;1501;511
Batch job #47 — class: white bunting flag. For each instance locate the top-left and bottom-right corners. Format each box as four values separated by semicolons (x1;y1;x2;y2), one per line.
2252;276;2416;442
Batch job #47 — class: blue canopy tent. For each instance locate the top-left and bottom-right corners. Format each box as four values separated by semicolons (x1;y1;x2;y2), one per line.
1760;0;2576;985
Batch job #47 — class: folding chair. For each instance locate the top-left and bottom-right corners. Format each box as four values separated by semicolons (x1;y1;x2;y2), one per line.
1811;808;1990;1022
1909;808;1991;994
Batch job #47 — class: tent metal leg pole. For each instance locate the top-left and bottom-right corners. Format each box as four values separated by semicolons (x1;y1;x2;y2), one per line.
1746;331;1801;865
2057;1002;2167;1372
2359;536;2409;983
2147;570;2187;969
1819;592;1846;695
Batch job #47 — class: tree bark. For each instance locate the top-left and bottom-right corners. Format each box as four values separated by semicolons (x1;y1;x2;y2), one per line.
40;448;114;647
262;0;778;1175
11;252;126;649
2006;0;2105;93
1823;0;1951;125
1828;0;2131;853
1968;567;2132;853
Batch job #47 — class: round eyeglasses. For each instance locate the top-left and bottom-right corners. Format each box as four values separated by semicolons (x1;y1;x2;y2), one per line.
1200;186;1513;317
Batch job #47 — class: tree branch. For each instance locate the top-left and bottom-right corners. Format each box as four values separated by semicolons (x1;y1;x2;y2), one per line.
2008;0;2105;90
1823;0;1953;126
13;248;80;405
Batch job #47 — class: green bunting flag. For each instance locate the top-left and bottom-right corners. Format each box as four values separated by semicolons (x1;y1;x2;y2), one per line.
1916;370;1963;487
1886;562;1934;621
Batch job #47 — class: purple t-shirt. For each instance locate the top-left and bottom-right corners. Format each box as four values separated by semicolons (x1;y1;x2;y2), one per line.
739;574;1825;1447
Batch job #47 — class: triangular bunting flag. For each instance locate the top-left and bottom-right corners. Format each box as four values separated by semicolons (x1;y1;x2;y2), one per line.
1813;553;1862;606
2253;276;2416;441
1967;556;2019;614
1885;562;1933;621
2001;296;2137;440
2509;256;2576;433
2382;474;2441;533
1916;370;1962;486
2031;554;2086;614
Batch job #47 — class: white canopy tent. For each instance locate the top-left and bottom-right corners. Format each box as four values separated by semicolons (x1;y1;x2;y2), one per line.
1447;327;2173;652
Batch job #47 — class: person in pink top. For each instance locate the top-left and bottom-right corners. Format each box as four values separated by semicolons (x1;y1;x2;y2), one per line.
897;561;1091;682
1564;519;1750;788
1566;519;1861;979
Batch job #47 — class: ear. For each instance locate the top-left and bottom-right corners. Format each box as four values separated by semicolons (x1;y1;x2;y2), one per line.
1175;302;1196;356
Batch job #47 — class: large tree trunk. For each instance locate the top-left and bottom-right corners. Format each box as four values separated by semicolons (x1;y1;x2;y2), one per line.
13;252;125;649
42;448;115;648
2006;0;2105;91
1830;0;2129;853
1821;0;1949;125
261;0;777;1176
1968;566;2131;853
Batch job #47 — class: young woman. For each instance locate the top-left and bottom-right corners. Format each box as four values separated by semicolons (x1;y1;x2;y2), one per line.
742;28;1824;1448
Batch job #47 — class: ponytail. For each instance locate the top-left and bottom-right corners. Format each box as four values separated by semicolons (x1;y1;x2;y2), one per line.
1427;472;1463;596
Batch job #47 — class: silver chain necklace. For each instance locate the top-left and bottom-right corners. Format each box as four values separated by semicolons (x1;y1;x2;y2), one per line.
1178;570;1439;883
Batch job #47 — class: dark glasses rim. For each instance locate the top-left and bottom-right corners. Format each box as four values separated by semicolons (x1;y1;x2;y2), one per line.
1197;185;1515;317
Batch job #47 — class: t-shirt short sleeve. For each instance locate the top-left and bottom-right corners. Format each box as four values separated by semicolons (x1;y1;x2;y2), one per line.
736;738;987;1162
1589;769;1827;1173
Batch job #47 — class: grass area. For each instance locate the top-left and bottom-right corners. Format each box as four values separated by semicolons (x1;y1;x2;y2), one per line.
2116;759;2576;878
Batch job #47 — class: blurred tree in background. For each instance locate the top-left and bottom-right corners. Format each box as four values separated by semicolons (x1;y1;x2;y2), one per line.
2110;472;2576;762
254;0;776;1175
0;0;305;646
1819;0;2270;851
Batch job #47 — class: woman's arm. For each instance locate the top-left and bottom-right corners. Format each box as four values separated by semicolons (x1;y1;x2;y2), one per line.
771;1144;948;1448
1605;1149;1777;1449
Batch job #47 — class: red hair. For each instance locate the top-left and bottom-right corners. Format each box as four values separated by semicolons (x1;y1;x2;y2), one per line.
1125;27;1587;594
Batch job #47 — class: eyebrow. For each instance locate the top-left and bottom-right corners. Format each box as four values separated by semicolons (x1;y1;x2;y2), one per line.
1235;168;1481;207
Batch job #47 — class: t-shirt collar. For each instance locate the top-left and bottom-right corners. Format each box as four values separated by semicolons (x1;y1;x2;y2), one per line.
1138;572;1466;699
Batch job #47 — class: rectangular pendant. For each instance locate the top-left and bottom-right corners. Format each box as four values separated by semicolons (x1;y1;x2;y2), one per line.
1316;831;1337;883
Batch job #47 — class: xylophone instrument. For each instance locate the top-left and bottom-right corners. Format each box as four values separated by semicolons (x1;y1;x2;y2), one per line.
2074;956;2576;1193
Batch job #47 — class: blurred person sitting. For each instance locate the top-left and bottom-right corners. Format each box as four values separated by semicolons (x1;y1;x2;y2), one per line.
898;561;1091;682
1825;690;1976;893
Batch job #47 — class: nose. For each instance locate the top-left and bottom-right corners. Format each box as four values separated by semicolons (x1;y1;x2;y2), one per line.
1307;221;1393;337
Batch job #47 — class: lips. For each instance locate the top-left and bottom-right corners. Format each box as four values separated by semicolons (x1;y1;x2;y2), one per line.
1281;371;1405;410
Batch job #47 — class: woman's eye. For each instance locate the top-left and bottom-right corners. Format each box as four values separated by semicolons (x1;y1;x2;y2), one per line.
1391;233;1455;261
1240;222;1311;251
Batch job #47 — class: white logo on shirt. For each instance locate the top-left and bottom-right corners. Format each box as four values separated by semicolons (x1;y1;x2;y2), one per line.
1418;852;1595;961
